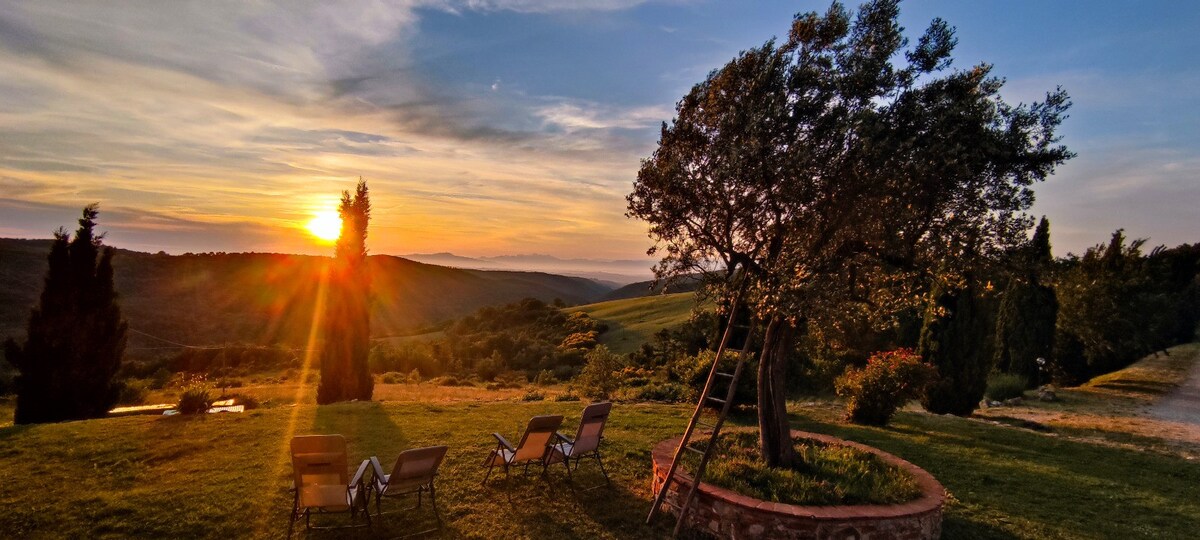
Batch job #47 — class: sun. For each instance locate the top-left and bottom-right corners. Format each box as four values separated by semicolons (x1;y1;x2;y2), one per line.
306;211;342;243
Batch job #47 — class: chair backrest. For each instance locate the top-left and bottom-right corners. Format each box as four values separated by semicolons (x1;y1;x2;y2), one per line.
570;402;612;454
513;414;563;462
291;435;349;501
387;445;449;486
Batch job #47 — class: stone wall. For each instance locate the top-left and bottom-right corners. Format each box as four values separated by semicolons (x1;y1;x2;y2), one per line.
650;430;945;539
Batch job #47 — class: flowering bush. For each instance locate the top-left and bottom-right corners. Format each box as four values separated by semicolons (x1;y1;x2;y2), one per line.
835;349;936;426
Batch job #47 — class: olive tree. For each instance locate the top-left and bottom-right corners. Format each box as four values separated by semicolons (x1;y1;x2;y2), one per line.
628;0;1072;466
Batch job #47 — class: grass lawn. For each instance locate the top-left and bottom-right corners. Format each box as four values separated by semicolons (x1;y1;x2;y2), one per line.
572;293;704;354
1;393;1199;539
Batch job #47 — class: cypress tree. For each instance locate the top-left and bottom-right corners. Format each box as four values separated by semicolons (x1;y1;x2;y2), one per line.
3;205;127;424
317;180;374;404
919;277;991;415
993;217;1058;386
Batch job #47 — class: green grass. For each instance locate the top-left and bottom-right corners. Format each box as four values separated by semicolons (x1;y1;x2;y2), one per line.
1;396;1198;538
689;431;922;506
571;293;704;354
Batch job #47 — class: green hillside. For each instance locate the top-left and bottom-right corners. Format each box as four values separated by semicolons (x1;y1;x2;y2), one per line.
571;292;705;354
0;239;611;361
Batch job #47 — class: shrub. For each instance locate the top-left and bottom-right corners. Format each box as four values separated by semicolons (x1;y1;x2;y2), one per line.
985;373;1028;401
219;392;261;410
407;369;422;384
430;376;467;387
380;372;405;384
177;382;214;415
149;368;173;390
534;369;556;386
575;345;626;400
117;379;150;406
835;349;936;426
620;381;690;402
521;390;546;401
553;392;581;402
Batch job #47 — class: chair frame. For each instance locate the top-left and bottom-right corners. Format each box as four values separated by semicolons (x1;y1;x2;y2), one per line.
287;435;372;537
550;402;612;489
369;445;448;530
482;414;564;485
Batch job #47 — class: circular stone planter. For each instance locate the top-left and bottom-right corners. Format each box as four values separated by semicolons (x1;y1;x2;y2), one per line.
651;429;945;540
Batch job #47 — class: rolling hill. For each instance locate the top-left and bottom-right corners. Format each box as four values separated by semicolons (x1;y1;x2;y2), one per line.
0;239;612;360
598;274;703;301
571;292;705;354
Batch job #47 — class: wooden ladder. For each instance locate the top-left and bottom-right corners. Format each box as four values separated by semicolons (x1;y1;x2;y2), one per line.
646;294;757;537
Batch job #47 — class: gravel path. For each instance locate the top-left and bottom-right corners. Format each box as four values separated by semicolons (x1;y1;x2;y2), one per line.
1151;346;1200;425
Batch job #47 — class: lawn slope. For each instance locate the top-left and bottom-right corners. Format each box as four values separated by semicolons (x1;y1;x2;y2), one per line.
0;399;1197;539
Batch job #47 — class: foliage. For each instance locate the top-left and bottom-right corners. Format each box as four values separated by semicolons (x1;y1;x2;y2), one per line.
1053;232;1199;383
575;345;626;400
994;217;1058;385
177;379;214;415
380;372;405;384
835;349;936;426
552;392;580;402
170;345;299;375
627;0;1072;465
521;390;545;402
985;373;1028;401
920;280;993;416
318;180;374;404
534;369;556;386
3;205;128;424
433;298;603;375
689;431;922;505
117;379;150;406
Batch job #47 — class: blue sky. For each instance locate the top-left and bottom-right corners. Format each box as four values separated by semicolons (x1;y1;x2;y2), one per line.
0;1;1196;259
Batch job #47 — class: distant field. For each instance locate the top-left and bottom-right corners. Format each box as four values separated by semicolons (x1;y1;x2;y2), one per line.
570;293;705;354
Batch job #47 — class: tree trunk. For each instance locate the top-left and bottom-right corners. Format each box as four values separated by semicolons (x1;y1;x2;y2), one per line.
757;315;797;468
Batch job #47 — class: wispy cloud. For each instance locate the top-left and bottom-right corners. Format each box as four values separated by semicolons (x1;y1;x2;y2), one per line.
0;0;667;259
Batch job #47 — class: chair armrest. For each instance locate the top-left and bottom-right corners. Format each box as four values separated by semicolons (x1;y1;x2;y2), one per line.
369;456;387;485
492;432;515;452
351;459;370;488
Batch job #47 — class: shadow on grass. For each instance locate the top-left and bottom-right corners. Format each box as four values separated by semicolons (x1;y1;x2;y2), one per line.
788;410;1200;539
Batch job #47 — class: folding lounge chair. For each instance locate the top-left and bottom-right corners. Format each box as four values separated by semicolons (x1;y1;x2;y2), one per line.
370;445;449;527
549;402;613;488
482;414;564;484
288;435;371;537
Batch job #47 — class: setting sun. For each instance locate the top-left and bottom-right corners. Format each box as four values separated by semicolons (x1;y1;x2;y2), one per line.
306;211;341;242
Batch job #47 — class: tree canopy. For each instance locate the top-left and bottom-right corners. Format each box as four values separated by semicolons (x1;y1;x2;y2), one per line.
628;0;1072;465
3;205;127;424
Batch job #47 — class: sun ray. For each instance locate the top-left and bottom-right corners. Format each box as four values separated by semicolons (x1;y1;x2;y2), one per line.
254;261;329;535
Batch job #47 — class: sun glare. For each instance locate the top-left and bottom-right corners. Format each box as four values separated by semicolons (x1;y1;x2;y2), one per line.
306;211;342;242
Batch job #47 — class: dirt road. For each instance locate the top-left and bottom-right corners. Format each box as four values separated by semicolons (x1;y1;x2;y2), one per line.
1150;345;1200;425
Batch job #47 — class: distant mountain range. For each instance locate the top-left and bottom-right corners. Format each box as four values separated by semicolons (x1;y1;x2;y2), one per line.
599;274;704;301
402;252;655;286
0;239;615;361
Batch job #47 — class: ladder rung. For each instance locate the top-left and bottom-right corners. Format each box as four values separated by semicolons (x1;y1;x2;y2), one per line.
695;420;716;430
715;371;735;378
706;396;726;405
684;444;705;455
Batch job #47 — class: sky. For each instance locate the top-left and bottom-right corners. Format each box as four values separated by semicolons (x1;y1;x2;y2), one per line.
0;1;1196;260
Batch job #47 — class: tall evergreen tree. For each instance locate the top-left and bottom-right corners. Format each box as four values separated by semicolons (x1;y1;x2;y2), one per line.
919;277;991;415
3;205;127;424
317;180;374;404
993;217;1058;385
